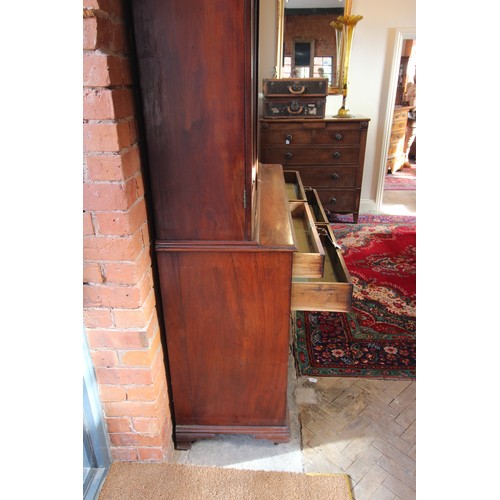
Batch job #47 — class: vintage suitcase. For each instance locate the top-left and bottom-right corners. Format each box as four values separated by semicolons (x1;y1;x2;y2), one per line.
263;97;326;119
263;78;329;97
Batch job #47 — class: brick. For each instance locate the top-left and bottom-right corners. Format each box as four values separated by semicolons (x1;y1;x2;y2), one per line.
110;447;137;461
83;178;137;211
94;0;125;19
83;53;132;87
83;121;136;153
100;385;127;402
84;283;141;309
121;333;160;367
135;173;145;199
137;447;168;462
94;199;147;236
83;211;94;235
132;418;160;434
83;16;98;50
104;247;151;285
113;288;156;328
85;147;141;181
84;88;135;120
124;385;157;402
95;366;153;385
90;349;119;367
84;308;113;328
83;262;103;283
86;329;149;349
110;432;163;447
83;231;143;263
104;400;159;418
106;417;132;433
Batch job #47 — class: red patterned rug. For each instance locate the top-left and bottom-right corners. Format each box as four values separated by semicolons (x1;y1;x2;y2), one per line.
384;164;416;191
294;221;416;379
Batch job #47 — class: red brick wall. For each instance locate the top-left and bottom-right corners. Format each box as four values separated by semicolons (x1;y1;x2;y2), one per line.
83;0;174;462
284;14;337;57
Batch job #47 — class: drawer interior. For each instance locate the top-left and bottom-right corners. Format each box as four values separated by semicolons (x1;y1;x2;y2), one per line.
304;187;329;224
283;170;307;201
290;202;324;278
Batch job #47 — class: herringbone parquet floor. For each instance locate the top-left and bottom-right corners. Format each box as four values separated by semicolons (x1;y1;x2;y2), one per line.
295;376;416;500
296;191;416;499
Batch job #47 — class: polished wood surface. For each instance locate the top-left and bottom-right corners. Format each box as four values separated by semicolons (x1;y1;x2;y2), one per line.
132;0;256;241
155;166;295;448
260;118;369;223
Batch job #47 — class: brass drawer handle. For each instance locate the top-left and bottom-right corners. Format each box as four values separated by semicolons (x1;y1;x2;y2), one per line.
285;152;293;160
285;134;293;144
335;133;343;141
333;152;341;159
329;197;337;204
331;173;340;181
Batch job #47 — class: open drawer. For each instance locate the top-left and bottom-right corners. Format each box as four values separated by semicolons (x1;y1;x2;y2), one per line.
304;187;330;225
283;170;307;202
289;201;324;278
291;224;353;313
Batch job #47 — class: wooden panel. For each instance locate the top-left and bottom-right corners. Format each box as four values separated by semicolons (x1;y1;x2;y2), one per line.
131;0;255;241
290;165;358;188
156;249;293;428
315;188;360;213
263;146;360;165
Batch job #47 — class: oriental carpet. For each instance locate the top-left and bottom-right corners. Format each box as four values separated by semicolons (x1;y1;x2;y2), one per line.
294;220;416;379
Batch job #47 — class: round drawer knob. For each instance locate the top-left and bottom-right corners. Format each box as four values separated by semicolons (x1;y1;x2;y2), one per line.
285;134;293;141
333;152;341;159
285;152;293;160
329;197;337;204
335;133;343;141
331;173;340;180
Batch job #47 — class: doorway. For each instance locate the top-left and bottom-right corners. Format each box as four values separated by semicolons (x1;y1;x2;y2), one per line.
375;28;416;216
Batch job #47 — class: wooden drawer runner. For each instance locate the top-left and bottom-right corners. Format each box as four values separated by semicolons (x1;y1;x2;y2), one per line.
264;147;360;165
291;225;352;313
291;166;358;188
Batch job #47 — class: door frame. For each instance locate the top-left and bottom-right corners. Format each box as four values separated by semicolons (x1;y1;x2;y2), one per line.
374;27;416;212
83;330;111;499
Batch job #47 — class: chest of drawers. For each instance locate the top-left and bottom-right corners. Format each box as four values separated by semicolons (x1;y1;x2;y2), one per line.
259;118;370;223
387;106;411;173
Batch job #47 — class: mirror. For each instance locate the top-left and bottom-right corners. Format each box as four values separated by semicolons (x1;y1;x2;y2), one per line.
275;0;351;95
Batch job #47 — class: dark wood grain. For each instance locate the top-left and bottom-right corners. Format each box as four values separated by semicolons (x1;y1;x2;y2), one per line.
132;0;256;241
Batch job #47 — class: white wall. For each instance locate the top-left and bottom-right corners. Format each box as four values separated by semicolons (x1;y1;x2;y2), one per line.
258;0;416;211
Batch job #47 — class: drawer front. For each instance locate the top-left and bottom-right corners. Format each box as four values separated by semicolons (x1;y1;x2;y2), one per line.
291;166;358;188
391;119;407;134
261;129;314;146
393;106;410;121
315;189;360;213
263;147;360;165
291;228;353;313
314;127;361;145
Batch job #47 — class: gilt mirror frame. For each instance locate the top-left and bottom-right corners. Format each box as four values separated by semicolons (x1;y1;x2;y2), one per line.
275;0;352;95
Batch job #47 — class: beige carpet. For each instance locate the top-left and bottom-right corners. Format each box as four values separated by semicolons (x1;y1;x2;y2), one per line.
99;462;353;499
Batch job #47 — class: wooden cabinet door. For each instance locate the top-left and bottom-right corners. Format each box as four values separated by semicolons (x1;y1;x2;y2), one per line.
132;0;257;241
